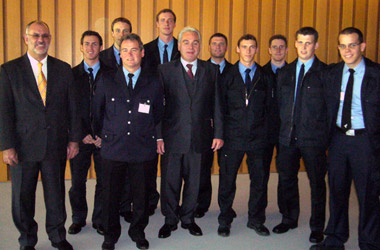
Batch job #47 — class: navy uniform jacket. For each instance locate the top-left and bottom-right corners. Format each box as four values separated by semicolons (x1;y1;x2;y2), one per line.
99;46;119;70
92;67;164;163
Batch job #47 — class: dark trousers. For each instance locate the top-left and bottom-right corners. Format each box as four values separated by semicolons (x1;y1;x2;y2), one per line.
276;143;327;231
69;144;102;225
160;149;202;225
102;158;151;243
218;148;269;227
324;132;380;249
196;149;214;213
10;160;67;247
263;143;277;172
120;155;159;213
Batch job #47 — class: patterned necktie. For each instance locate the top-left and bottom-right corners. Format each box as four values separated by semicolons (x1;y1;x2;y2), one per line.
37;62;47;105
187;64;194;80
342;68;355;131
163;44;169;63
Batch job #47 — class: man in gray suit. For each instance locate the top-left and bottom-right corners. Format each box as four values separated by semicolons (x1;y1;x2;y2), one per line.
0;21;81;250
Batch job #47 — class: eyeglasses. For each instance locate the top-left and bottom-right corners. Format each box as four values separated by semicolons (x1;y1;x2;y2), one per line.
271;45;286;50
27;33;51;39
338;43;360;50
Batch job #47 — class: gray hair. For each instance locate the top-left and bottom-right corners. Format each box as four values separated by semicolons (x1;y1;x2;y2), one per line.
178;26;201;44
25;20;50;34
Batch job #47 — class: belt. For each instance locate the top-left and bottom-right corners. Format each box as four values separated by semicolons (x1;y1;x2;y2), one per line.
336;126;366;136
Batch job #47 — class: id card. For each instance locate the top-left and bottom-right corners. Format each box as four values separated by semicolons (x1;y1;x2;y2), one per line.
138;103;150;114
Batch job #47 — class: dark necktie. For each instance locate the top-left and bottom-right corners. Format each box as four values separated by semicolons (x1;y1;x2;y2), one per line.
245;68;251;94
187;64;194;80
341;68;355;131
88;67;95;137
127;73;134;96
88;67;94;91
163;44;169;63
294;63;305;125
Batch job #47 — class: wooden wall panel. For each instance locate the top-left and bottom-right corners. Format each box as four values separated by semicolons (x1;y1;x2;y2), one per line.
1;0;380;181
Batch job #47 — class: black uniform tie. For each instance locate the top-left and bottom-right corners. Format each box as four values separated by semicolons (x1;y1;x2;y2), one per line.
163;44;169;63
294;63;305;125
341;68;355;131
128;73;134;96
245;68;251;94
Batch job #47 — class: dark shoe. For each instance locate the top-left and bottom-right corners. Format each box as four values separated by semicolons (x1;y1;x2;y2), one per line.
194;208;207;218
309;231;324;243
158;224;178;238
92;224;105;235
310;243;345;250
217;225;230;237
132;238;149;249
120;211;133;223
148;207;156;216
20;247;36;250
101;241;115;250
247;222;270;236
68;222;86;234
272;223;297;234
181;222;203;236
52;240;73;250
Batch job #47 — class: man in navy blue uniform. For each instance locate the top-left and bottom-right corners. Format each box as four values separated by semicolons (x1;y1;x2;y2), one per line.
311;27;380;250
93;34;163;250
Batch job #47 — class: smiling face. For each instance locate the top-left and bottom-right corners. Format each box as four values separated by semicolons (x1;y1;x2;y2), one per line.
237;39;258;66
157;12;176;37
338;33;366;68
112;22;131;49
80;35;102;64
120;39;144;73
295;34;318;63
269;39;288;63
24;22;51;61
209;36;227;59
179;31;200;62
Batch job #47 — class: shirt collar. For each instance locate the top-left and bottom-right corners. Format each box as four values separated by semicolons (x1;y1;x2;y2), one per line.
180;57;197;69
83;61;100;73
343;56;365;75
271;62;285;74
27;52;47;65
297;56;315;73
122;67;141;83
158;37;174;49
238;61;256;75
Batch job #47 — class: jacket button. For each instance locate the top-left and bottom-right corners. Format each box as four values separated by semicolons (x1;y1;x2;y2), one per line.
128;110;132;114
127;99;130;103
111;98;115;101
128;121;131;124
127;132;130;135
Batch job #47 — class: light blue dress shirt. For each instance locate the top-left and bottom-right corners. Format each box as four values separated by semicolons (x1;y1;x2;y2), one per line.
122;67;141;89
211;59;226;73
158;38;174;64
83;61;100;79
294;57;315;100
336;57;365;129
271;62;286;74
238;62;257;83
113;46;121;65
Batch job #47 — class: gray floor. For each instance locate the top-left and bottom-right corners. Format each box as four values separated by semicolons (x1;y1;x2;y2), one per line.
0;173;359;250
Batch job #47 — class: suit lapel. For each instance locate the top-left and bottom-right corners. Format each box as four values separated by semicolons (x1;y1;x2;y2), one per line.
153;38;161;65
195;60;205;92
173;60;191;101
114;67;129;97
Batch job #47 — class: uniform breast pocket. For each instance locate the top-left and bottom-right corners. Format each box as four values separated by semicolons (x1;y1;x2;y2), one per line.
105;96;125;116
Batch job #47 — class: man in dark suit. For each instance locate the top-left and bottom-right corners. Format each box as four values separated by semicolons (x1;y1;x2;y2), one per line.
311;27;380;250
141;9;179;216
93;34;163;250
217;34;274;237
0;21;81;250
194;32;232;219
157;27;224;238
274;27;328;244
68;30;111;236
99;17;132;70
262;34;287;201
99;17;133;223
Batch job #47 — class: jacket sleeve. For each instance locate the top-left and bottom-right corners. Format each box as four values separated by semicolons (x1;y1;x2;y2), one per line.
66;65;82;143
212;64;224;140
92;76;106;137
0;64;17;150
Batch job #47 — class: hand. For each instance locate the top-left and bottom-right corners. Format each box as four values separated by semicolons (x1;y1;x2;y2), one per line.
211;138;224;152
67;142;79;160
157;140;165;155
82;134;94;144
93;136;102;148
2;148;18;166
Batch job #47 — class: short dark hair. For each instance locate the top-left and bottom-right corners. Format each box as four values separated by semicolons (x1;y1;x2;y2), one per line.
111;17;132;33
339;27;364;44
295;27;319;42
80;30;103;46
269;34;287;47
156;9;176;23
237;34;257;47
120;33;144;51
209;33;228;45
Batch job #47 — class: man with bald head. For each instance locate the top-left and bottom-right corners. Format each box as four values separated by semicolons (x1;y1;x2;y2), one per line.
0;20;81;250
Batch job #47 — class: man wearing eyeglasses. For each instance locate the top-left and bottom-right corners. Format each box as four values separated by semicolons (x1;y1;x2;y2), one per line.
0;21;81;250
262;34;288;193
274;27;328;245
310;27;380;250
